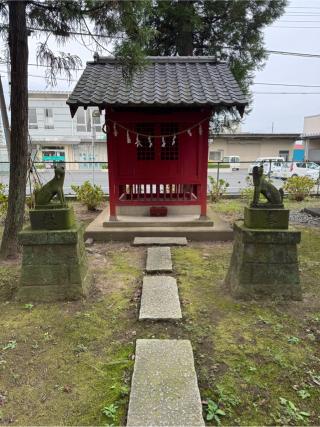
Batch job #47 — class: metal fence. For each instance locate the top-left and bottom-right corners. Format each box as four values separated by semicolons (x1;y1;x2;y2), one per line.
0;160;320;196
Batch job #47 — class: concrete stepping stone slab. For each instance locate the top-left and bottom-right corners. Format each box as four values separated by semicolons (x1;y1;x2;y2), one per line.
127;339;204;427
133;236;187;246
146;246;172;273
139;276;182;320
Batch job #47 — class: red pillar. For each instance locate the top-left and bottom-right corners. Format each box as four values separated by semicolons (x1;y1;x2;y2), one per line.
106;117;117;221
199;117;210;218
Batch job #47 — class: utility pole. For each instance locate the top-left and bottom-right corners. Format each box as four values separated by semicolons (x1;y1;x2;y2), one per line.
0;75;10;159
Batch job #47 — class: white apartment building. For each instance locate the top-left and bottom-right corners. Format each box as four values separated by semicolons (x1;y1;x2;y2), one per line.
28;91;107;169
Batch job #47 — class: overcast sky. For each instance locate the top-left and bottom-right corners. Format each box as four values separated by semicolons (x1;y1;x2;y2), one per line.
0;0;319;135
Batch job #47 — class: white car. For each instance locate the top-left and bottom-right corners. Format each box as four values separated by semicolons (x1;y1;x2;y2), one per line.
248;157;285;175
223;156;240;171
273;162;320;180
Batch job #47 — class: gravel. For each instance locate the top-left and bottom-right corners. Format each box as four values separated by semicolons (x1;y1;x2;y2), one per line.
289;210;320;226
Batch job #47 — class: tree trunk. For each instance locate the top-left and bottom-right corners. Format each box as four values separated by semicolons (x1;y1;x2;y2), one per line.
0;1;28;259
176;0;194;56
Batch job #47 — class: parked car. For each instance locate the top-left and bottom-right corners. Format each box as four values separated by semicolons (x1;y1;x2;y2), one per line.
223;155;240;170
273;161;320;180
248;157;285;175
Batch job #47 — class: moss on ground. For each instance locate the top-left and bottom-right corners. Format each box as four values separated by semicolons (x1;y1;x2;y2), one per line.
0;226;320;425
173;233;320;426
0;264;19;300
0;245;142;426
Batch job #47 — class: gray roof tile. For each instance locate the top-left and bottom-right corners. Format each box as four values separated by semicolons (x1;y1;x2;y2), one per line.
67;56;248;115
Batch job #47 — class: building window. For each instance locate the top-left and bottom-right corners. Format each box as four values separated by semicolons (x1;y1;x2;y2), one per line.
44;108;54;129
136;124;155;160
160;123;179;160
92;109;102;133
28;108;38;129
209;151;222;161
77;109;89;132
76;108;101;133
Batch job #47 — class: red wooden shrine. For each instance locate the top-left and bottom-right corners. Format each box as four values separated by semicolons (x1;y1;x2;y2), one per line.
106;107;212;220
67;55;247;222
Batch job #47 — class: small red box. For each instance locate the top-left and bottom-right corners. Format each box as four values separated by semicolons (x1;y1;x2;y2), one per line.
150;206;168;217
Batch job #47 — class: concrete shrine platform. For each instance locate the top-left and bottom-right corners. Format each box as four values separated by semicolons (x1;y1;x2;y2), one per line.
85;206;233;242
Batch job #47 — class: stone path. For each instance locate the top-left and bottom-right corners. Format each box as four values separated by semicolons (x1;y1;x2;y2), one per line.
127;339;204;427
127;236;204;426
146;246;172;273
139;276;182;320
133;236;188;246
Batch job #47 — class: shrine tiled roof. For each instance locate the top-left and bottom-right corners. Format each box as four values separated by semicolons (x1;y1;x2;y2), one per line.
67;55;248;116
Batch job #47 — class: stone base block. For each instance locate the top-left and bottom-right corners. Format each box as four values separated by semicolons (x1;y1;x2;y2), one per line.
29;206;75;230
17;223;91;302
225;221;302;300
244;207;289;230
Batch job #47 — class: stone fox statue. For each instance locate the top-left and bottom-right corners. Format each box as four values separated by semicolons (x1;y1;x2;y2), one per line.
251;165;284;207
35;165;65;206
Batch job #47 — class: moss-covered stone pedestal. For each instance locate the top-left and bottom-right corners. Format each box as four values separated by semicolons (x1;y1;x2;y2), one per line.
225;221;302;300
17;220;91;302
29;203;75;230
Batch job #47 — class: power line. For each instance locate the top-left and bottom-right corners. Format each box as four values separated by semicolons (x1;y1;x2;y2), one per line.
1;67;320;89
272;25;320;28
0;61;85;71
0;70;76;82
1;70;320;95
286;6;320;9
26;26;123;40
266;49;320;58
285;13;320;15
254;82;320;88
253;92;320;94
280;20;320;22
23;27;320;59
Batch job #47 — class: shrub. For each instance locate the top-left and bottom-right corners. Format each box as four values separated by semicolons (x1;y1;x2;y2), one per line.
0;183;8;220
283;175;315;201
240;176;254;204
71;181;104;211
208;176;229;202
35;163;45;170
100;163;108;170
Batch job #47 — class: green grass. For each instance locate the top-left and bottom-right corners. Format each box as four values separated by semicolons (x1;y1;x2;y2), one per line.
0;205;320;425
172;235;320;425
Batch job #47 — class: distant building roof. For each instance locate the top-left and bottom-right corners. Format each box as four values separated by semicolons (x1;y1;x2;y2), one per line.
29;91;70;99
67;55;248;117
212;132;300;140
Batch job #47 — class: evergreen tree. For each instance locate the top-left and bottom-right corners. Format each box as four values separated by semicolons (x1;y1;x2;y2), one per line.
0;0;150;258
146;0;287;92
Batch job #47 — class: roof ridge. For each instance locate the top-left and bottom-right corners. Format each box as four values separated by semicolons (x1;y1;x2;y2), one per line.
87;54;224;65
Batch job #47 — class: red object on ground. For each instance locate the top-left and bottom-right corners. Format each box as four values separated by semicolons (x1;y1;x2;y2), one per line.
150;206;168;217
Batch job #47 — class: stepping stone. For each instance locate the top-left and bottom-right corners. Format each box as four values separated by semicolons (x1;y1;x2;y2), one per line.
146;247;172;273
127;339;204;427
139;276;182;320
133;237;187;246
